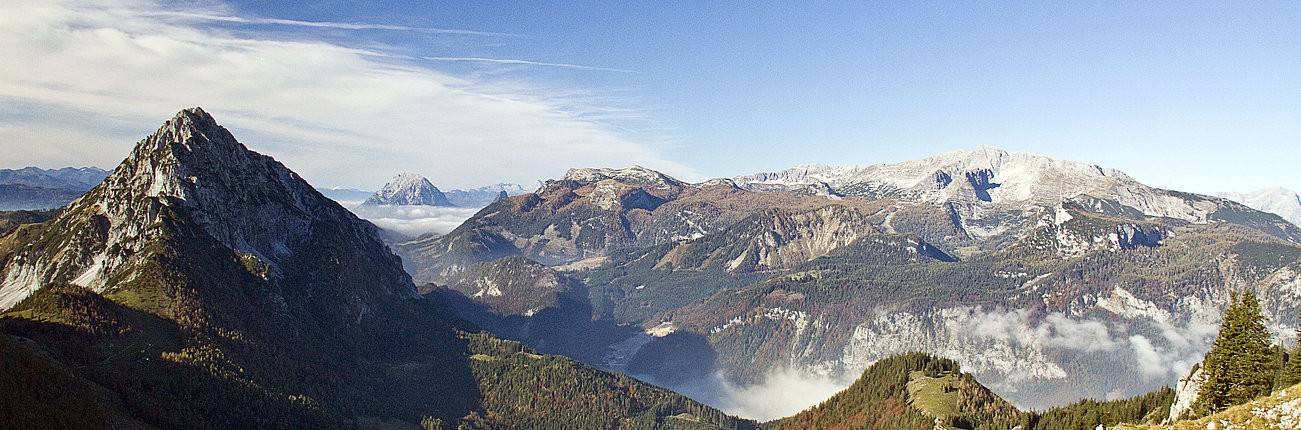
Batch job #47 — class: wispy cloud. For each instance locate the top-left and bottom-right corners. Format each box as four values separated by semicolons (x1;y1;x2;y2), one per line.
148;11;516;36
0;0;691;189
424;57;639;73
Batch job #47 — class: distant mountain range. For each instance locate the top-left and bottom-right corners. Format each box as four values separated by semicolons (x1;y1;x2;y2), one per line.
0;166;109;210
313;186;373;203
315;180;529;209
1217;187;1301;227
0;166;109;191
445;183;533;208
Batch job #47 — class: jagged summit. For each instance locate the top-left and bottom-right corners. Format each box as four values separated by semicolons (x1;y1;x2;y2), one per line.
362;172;453;206
0;107;415;310
559;165;684;189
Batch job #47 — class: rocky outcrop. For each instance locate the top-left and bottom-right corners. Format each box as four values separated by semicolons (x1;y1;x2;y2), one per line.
1167;364;1205;422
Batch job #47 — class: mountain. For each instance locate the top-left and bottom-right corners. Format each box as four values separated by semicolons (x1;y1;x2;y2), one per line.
445;183;532;208
403;149;1301;415
0;108;751;429
1218;187;1301;227
0;166;110;191
362;172;454;206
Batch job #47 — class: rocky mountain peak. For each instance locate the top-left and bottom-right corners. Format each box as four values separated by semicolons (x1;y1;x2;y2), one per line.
362;172;452;206
0;107;416;310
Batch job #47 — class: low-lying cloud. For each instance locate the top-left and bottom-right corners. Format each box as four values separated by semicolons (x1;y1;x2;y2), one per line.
950;306;1217;381
348;204;479;238
714;368;849;422
636;368;850;422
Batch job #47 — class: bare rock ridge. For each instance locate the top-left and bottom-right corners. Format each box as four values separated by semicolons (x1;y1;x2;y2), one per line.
0;107;416;310
363;172;453;206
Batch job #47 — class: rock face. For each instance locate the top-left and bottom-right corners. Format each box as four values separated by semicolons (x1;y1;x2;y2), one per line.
363;173;453;206
1167;365;1205;422
0;107;415;311
1219;188;1301;227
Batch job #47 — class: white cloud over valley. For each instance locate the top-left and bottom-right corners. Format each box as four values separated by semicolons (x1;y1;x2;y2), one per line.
348;204;480;238
0;0;692;190
951;306;1217;382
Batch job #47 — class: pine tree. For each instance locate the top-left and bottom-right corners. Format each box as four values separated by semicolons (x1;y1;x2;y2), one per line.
1194;291;1276;416
1283;316;1301;388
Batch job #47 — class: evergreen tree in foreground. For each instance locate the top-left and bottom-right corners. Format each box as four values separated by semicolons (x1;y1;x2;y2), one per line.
1282;316;1301;388
1193;291;1276;416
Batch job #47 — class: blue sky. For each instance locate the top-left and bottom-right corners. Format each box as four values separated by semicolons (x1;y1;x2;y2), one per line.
1;0;1297;194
